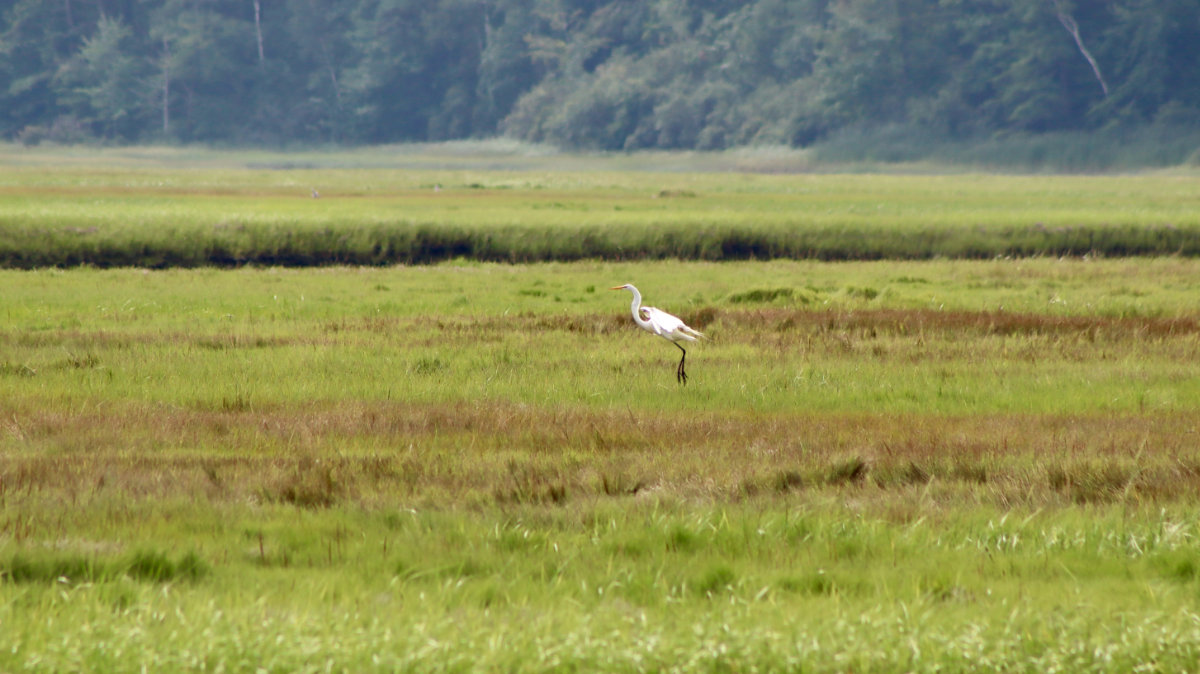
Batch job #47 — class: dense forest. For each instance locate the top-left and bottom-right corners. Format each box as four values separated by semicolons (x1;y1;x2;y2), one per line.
2;0;1199;152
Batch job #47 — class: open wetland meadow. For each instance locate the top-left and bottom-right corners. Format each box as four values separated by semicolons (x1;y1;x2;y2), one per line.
3;146;1200;671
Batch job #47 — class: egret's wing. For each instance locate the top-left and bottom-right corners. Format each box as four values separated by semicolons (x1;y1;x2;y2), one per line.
640;306;680;334
643;306;703;340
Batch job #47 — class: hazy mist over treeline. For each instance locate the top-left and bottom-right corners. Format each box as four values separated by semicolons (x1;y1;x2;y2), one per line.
3;0;1199;157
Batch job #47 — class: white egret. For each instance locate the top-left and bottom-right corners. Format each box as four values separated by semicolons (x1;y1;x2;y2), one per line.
611;284;704;384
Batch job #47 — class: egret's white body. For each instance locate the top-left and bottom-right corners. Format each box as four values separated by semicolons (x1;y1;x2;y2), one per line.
612;284;704;384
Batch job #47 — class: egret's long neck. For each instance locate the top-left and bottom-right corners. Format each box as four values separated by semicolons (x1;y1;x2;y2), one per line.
627;288;651;329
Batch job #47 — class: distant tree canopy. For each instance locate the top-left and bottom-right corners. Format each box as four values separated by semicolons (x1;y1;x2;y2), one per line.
2;0;1198;149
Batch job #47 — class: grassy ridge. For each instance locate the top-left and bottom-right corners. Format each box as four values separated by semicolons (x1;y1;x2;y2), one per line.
4;260;1200;669
4;147;1200;266
6;219;1193;267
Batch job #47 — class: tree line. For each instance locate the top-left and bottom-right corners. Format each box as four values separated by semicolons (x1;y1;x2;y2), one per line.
2;0;1198;151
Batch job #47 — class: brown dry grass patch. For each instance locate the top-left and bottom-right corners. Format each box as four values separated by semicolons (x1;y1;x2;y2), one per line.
3;400;1198;511
725;307;1200;338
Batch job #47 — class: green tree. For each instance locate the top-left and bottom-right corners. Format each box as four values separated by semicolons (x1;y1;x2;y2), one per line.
995;0;1105;132
346;0;488;142
53;14;152;140
1098;0;1200;126
280;0;356;141
0;0;102;139
474;0;541;133
3;0;1200;148
149;1;269;142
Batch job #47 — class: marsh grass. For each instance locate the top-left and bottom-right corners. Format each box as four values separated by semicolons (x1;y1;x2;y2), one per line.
4;260;1200;670
3;501;1200;671
4;148;1200;266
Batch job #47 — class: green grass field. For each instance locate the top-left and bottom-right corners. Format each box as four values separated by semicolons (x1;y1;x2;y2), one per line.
3;145;1200;670
4;258;1200;671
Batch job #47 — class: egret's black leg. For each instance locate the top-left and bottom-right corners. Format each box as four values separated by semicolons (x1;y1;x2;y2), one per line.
675;343;688;385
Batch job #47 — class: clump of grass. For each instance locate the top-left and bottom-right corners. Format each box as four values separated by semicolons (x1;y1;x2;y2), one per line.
410;356;447;376
599;472;646;496
844;285;880;301
952;460;989;484
1;549;208;584
126;549;210;582
219;390;253;412
58;351;100;369
777;571;838;596
1;552;104;584
667;525;700;553
774;470;804;493
435;558;491;580
1150;550;1200;583
694;564;736;597
266;457;343;509
0;361;37;377
728;287;795;303
735;469;803;496
683;306;720;329
892;461;930;486
827;456;868;485
496;460;568;505
1047;461;1141;504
